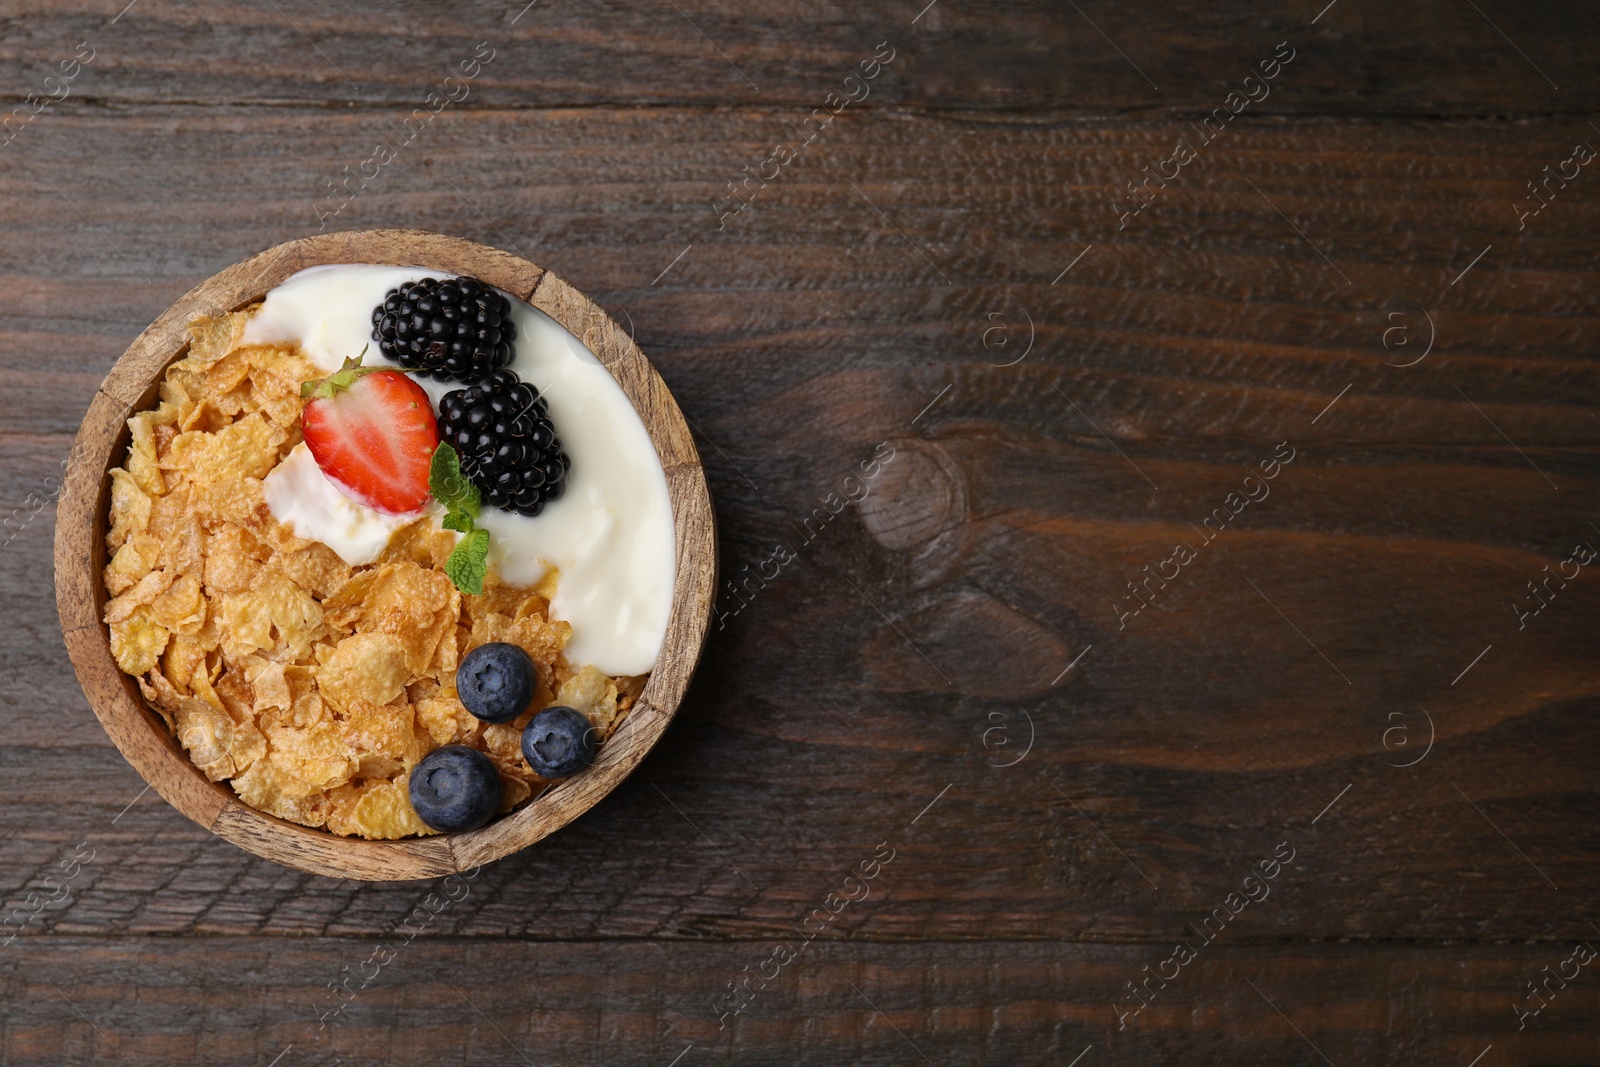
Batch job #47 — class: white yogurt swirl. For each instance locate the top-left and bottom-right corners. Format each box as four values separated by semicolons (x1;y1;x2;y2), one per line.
262;442;417;566
243;264;675;677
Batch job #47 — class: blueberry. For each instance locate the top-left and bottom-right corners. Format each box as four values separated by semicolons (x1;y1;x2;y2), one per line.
456;642;538;724
520;706;596;778
408;745;502;833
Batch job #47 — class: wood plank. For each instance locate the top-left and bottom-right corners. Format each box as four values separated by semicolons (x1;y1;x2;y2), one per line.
0;1;1593;116
1;110;1595;403
2;938;1598;1065
1;108;1595;939
2;697;1596;941
3;0;1596;1055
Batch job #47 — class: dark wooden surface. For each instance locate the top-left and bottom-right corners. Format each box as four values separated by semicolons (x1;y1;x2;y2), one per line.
3;1;1598;1063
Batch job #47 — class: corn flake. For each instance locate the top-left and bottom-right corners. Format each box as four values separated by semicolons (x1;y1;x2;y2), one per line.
198;475;270;529
152;505;204;576
142;669;262;782
317;632;410;710
268;540;351;600
111;608;170;676
107;469;151;549
105;539;153;597
414;691;478;748
149;573;205;635
557;665;620;736
233;757;331;827
244;656;292;714
185;309;248;365
204;524;266;595
498;772;533;813
160;634;215;697
105;568;175;624
219;570;323;662
126;412;165;496
341;698;426;766
260;712;356;797
326;774;435;840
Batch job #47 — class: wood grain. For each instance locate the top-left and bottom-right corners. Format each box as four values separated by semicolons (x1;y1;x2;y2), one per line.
5;107;1592;933
3;1;1598;1061
0;1;1594;116
3;938;1599;1065
53;230;716;880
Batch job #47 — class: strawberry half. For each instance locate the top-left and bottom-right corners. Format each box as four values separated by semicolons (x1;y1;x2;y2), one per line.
300;354;439;514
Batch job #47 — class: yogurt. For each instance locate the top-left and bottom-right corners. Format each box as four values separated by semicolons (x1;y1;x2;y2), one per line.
244;265;675;677
263;442;417;566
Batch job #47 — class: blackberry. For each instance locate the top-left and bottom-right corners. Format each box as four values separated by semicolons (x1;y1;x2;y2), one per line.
438;369;570;517
371;276;516;382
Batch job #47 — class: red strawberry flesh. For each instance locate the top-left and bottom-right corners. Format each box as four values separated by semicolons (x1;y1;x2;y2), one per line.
301;368;439;515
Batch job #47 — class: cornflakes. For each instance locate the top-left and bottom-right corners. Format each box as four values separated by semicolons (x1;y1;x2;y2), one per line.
557;665;621;736
111;608;169;676
326;774;434;840
218;570;323;662
318;632;411;709
101;311;639;839
107;469;151;550
233;758;331;828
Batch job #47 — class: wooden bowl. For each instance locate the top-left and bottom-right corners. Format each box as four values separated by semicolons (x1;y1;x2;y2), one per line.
55;230;716;881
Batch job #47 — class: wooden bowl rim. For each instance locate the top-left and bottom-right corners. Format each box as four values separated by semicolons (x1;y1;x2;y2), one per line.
55;229;716;881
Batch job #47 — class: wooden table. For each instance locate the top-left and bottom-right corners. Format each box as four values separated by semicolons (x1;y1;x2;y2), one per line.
4;2;1598;1063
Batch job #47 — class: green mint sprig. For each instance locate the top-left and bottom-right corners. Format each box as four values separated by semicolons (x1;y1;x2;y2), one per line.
430;441;491;595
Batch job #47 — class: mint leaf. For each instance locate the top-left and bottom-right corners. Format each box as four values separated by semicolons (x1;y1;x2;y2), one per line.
431;443;492;594
429;441;480;522
444;528;490;596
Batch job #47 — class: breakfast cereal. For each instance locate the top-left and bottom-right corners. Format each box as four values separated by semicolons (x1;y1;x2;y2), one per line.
103;308;645;839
